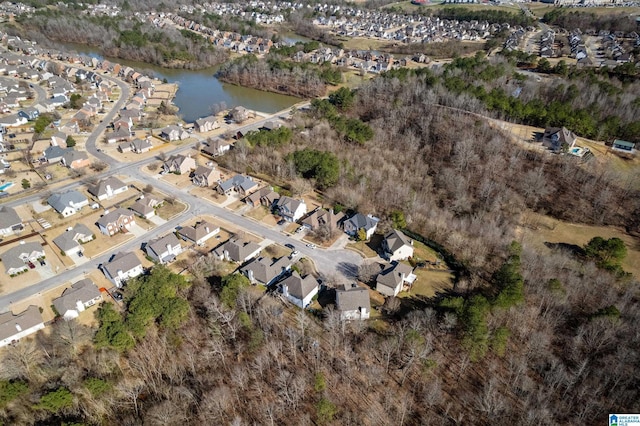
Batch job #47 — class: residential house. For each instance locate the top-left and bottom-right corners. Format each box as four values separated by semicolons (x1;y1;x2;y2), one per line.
0;306;45;348
195;115;220;133
343;213;379;240
376;262;416;297
130;138;152;153
52;279;102;320
202;139;232;157
280;271;319;308
102;251;144;287
612;139;635;155
145;233;183;264
229;106;251;123
382;229;414;261
240;256;291;285
0;206;23;236
1;242;45;275
88;176;128;201
61;150;90;169
105;127;132;144
18;106;39;121
217;174;258;196
213;237;262;263
48;191;89;217
542;127;577;153
336;283;370;320
96;208;136;236
129;194;163;219
275;196;307;222
159;125;189;141
52;223;94;256
43;145;69;163
301;208;345;233
163;154;196;175
178;221;220;246
191;165;220;187
50;131;67;147
245;186;279;208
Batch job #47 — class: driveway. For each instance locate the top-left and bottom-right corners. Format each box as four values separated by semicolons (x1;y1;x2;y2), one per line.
128;223;148;238
149;215;167;226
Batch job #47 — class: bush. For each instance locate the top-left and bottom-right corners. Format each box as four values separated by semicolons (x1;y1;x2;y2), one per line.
35;387;73;412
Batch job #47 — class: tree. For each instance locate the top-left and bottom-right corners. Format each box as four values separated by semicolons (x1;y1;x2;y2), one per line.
220;273;250;309
94;302;135;352
33;115;53;134
36;387;73;412
356;228;367;242
21;179;30;189
69;93;84;109
328;87;355;111
584;237;627;269
288;148;340;189
390;210;407;229
0;380;28;408
65;136;76;148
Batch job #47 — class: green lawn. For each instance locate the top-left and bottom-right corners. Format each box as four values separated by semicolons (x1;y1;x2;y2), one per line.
399;269;454;299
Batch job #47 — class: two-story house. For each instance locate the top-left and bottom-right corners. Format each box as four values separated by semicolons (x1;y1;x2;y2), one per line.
145;233;183;264
96;208;136;236
275;196;307;222
88;176;129;201
102;252;144;287
52;279;102;320
376;262;417;297
280;271;319;308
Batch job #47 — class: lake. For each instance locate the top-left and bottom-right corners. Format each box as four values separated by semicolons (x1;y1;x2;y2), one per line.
56;42;301;122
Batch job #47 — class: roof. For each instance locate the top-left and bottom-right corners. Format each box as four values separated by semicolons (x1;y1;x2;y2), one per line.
52;223;93;252
215;237;262;262
302;208;345;230
131;138;152;150
0;305;43;342
195;115;217;126
346;213;379;231
52;279;101;316
218;174;256;192
376;262;414;289
44;145;69;159
178;221;217;242
47;191;88;213
280;271;318;300
130;195;161;216
88;176;127;198
0;206;21;229
613;139;635;148
336;283;370;312
147;233;181;256
103;252;142;277
276;196;304;213
246;186;279;205
96;208;133;228
543;127;576;145
62;150;89;164
240;256;290;284
193;165;216;178
384;229;412;253
1;242;45;272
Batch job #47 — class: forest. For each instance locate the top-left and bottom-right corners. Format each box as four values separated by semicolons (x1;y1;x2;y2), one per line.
543;9;639;33
2;62;639;424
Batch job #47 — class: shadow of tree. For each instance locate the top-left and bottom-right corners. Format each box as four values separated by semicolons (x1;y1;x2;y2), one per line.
544;241;584;257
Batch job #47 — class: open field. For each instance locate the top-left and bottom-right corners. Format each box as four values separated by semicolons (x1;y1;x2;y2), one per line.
401;269;454;299
518;211;640;277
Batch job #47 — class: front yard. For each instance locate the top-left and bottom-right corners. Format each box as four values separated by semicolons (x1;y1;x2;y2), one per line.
156;200;187;220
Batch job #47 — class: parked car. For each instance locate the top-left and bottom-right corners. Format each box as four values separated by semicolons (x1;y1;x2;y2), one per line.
113;292;123;301
27;262;35;269
277;219;286;226
38;259;46;266
306;243;317;249
290;250;300;258
78;252;84;257
285;243;295;250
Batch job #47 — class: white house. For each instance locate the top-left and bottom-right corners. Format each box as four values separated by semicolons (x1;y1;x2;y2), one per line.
52;279;102;320
0;305;45;348
240;256;291;286
88;176;129;201
275;196;307;222
382;229;414;261
213;237;262;263
52;223;94;257
47;191;89;217
102;252;144;287
1;242;46;275
145;233;183;264
0;206;23;236
177;221;220;246
280;271;319;308
336;283;370;320
376;262;417;297
343;213;379;240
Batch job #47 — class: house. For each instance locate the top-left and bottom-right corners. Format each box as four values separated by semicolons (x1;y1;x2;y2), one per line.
1;242;46;275
18;106;39;121
102;251;144;287
343;213;379;240
542;127;577;153
159;125;189;141
382;229;413;261
130;138;152;153
245;186;279;208
240;256;291;285
50;131;67;147
163;154;196;175
52;279;102;320
43;145;69;163
191;165;220;187
48;191;89;217
105;127;132;144
61;150;90;169
229;106;251;123
178;221;220;246
336;283;370;320
376;262;417;297
280;271;319;308
96;208;136;236
145;233;183;264
129;194;163;219
275;196;307;222
202;139;231;157
88;177;128;201
52;223;94;256
194;115;220;133
217;174;258;196
0;206;23;236
213;237;262;263
301;208;345;232
612;139;635;155
0;306;45;348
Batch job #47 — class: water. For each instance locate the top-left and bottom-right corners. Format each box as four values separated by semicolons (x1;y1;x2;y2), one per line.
0;182;13;191
55;42;300;122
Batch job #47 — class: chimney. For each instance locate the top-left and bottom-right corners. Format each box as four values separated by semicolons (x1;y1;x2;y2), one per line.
205;226;210;234
282;284;289;297
15;323;22;332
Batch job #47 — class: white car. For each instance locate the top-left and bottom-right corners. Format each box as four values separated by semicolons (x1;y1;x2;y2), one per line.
306;243;316;249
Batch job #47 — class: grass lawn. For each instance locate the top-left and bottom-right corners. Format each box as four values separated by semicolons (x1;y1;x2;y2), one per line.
411;240;444;265
264;243;290;259
346;234;383;258
518;212;640;278
227;200;245;211
399;269;454;299
156;200;187;220
246;206;269;221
